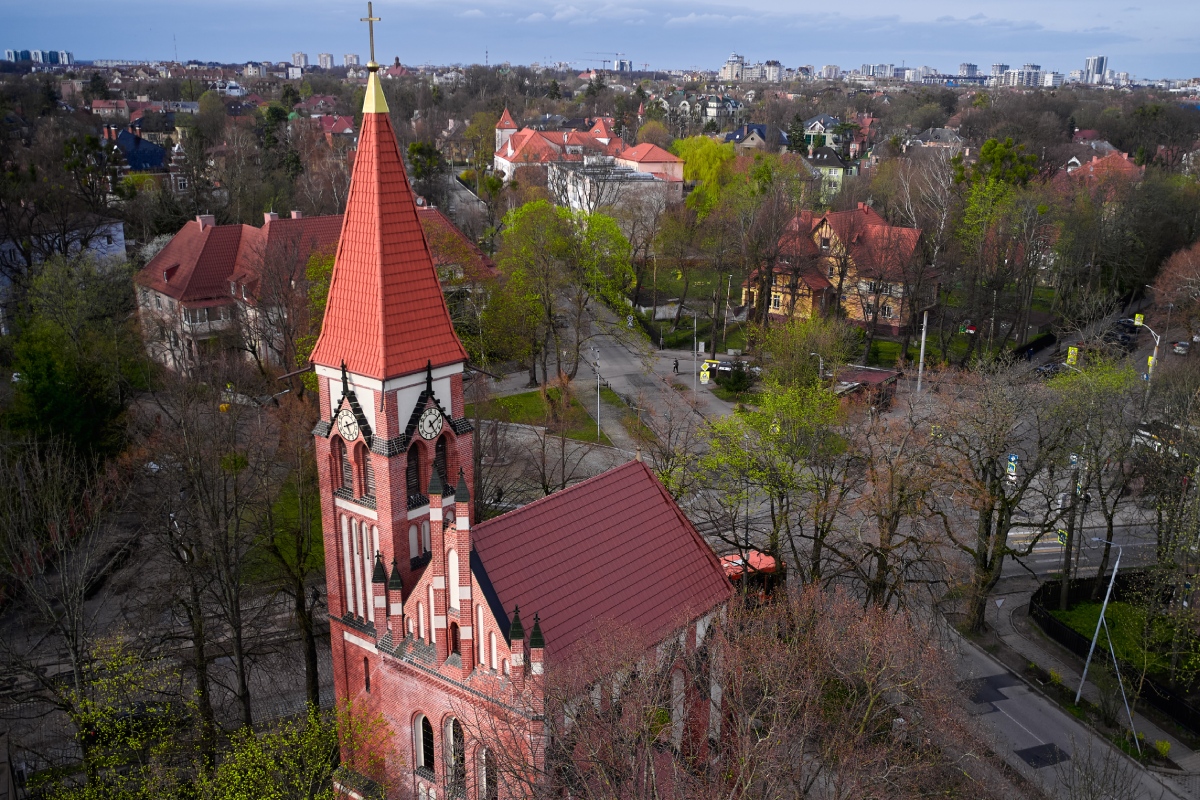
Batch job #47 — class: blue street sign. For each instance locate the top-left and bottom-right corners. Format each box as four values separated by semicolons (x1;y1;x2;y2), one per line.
1070;453;1079;467
1008;453;1018;463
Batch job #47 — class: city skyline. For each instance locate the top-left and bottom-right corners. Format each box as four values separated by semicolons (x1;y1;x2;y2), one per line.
5;0;1198;79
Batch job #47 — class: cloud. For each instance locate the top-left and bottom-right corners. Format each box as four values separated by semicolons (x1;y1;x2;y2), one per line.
521;11;547;21
456;8;485;17
665;11;752;26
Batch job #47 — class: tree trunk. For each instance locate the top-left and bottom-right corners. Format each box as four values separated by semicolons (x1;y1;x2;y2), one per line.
295;577;320;709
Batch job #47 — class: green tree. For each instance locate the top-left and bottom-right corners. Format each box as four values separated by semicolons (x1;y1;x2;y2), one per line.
670;136;735;216
953;136;1038;187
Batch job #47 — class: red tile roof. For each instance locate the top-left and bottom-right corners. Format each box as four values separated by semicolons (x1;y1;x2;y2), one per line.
228;215;343;292
309;99;468;379
496;107;518;130
417;207;497;281
472;460;731;661
617;142;681;164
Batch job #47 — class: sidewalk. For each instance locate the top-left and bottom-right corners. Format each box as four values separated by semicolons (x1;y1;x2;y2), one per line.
988;579;1200;791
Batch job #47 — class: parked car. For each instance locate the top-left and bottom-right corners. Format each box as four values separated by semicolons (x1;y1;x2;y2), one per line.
1101;329;1136;350
1034;362;1070;379
1174;341;1191;356
1116;318;1140;332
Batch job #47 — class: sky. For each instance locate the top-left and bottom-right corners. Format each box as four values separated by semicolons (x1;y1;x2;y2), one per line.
4;0;1198;79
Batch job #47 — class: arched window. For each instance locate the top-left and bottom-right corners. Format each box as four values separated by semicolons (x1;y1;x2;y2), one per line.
445;718;465;794
421;521;431;553
449;622;460;656
336;439;352;491
407;445;421;497
477;605;485;665
415;714;435;772
418;602;425;640
409;524;420;560
490;631;497;670
434;436;448;489
482;749;499;800
447;549;459;610
362;447;375;497
363;656;370;693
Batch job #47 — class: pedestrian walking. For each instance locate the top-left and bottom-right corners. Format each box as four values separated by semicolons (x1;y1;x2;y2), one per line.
672;358;679;374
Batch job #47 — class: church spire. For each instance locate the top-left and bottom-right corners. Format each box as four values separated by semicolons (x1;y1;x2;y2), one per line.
308;4;467;381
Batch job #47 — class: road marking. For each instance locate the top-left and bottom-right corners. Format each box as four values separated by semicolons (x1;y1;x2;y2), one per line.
991;692;1047;747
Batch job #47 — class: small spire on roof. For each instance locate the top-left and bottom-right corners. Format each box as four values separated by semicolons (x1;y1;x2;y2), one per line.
425;360;434;392
340;360;349;398
456;467;470;503
388;557;404;591
428;466;444;497
529;613;545;648
372;551;387;583
508;605;524;643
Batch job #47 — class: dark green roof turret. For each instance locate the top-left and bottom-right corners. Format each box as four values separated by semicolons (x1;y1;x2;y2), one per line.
388;557;404;591
529;613;545;649
372;552;387;583
428;467;444;496
508;605;524;644
456;467;470;503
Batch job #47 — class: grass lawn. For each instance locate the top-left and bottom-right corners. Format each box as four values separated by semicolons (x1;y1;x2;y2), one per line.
467;390;612;446
1051;601;1186;680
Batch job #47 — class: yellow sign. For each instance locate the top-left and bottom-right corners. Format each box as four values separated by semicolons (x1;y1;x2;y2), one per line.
1135;313;1145;327
1066;346;1079;366
1148;355;1156;369
699;366;710;385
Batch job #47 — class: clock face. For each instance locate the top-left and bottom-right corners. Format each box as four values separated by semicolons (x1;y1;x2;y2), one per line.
336;408;360;441
417;406;443;440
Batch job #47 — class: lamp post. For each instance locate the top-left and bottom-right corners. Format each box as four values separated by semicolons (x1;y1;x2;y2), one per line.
1075;539;1156;754
593;347;601;442
809;352;824;383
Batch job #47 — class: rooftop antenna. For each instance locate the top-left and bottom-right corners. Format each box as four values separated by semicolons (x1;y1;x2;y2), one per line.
360;1;381;67
486;49;489;67
173;34;178;63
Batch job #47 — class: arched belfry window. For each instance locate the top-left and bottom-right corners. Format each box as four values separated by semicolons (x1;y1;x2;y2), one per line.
434;436;448;489
361;446;375;497
416;714;435;773
445;718;465;794
337;439;352;491
406;445;420;497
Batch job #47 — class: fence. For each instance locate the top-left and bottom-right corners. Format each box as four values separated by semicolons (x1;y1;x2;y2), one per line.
1029;574;1200;735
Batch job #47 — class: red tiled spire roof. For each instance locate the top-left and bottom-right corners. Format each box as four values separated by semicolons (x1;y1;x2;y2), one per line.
309;70;468;380
497;107;518;130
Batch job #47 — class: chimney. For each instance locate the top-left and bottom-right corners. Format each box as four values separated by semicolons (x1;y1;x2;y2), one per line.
387;558;405;636
264;211;278;223
371;553;388;638
508;606;526;692
290;210;303;219
428;468;448;662
196;214;216;230
455;469;474;677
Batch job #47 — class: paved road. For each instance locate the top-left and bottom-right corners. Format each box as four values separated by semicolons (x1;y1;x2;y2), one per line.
957;636;1180;799
1005;516;1159;578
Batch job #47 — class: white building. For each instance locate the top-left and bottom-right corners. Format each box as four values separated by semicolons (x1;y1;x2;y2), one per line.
959;63;978;77
318;53;334;70
820;64;840;80
287;66;303;80
344;54;360;67
718;53;744;82
1042;72;1064;88
1084;55;1107;84
291;51;309;67
991;63;1009;76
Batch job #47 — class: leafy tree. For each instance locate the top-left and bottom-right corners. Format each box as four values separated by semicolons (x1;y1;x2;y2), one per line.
634;120;671;149
670;136;735;216
953;136;1038;187
546;79;561;100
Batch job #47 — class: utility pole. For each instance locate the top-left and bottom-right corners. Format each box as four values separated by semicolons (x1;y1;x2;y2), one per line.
693;314;698;401
594;347;601;442
722;274;732;352
916;309;929;393
1059;452;1083;611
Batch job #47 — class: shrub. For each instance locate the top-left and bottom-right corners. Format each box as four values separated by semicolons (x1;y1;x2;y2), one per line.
1155;739;1171;760
1048;668;1063;686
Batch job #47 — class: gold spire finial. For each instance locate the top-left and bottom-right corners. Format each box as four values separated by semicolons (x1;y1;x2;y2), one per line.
361;2;381;69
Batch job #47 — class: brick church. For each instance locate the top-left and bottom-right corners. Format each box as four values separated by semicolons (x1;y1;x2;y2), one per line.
309;51;732;800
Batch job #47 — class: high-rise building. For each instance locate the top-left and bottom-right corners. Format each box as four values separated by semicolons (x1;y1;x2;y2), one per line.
318;53;334;70
3;50;15;62
959;63;978;78
292;51;309;68
1042;72;1064;88
991;63;1009;77
764;60;783;82
1084;55;1107;84
718;53;744;82
57;51;73;65
821;64;840;80
616;59;632;72
344;54;360;67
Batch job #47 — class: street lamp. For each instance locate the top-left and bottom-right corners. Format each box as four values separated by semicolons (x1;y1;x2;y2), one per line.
1075;539;1156;754
593;347;601;442
809;352;824;382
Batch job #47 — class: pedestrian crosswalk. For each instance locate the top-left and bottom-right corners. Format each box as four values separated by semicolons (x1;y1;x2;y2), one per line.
1007;527;1093;573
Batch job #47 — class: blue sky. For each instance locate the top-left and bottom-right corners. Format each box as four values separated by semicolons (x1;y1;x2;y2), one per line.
4;0;1197;78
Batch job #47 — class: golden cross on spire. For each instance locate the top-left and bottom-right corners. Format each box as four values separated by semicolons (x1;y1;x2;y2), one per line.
361;2;381;68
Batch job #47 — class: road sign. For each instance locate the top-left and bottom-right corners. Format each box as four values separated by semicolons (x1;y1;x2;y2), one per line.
1006;462;1017;481
1008;453;1019;463
1148;355;1156;370
1070;452;1079;467
1135;313;1145;327
1057;529;1068;546
699;365;710;385
626;314;634;328
1066;346;1079;366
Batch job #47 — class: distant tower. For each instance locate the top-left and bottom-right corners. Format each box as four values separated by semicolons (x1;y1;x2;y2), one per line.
495;107;518;152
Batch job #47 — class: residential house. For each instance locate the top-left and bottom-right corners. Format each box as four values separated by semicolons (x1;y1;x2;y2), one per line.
802;113;841;148
723;123;789;153
804;146;857;199
493;113;625;180
548;157;682;214
741;203;930;336
907;127;964;150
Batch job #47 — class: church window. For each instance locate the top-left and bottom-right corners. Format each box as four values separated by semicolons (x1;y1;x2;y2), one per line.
421;521;431;553
363;656;370;693
350;519;364;619
445;719;465;795
362;448;375;497
502;659;509;675
449;622;460;656
447;550;459;610
362;521;374;623
482;750;499;800
340;516;353;617
409;524;420;560
478;606;485;665
429;585;437;644
339;440;353;491
490;632;497;670
418;602;426;639
416;714;435;773
406;445;421;497
434;436;448;489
